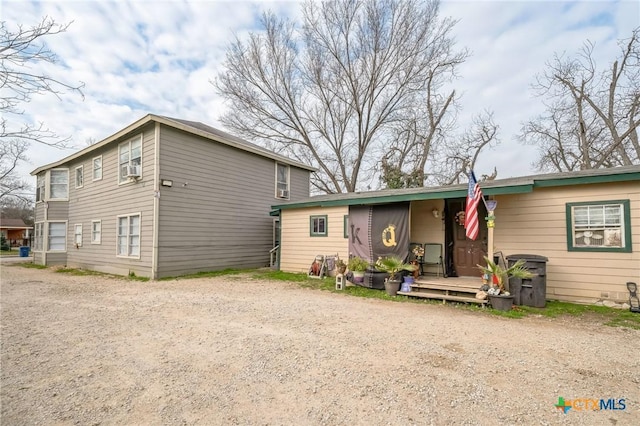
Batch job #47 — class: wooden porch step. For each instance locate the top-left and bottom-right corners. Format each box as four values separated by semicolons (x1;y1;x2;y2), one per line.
411;283;479;293
397;291;487;305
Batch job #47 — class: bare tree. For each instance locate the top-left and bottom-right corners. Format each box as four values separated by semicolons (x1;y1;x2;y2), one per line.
1;17;84;203
0;194;34;226
215;0;483;193
1;17;84;147
521;28;640;172
381;108;499;188
0;141;30;202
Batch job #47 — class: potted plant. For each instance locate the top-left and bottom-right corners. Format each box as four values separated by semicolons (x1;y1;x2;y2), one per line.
477;256;534;311
347;256;369;284
336;259;347;275
375;256;418;296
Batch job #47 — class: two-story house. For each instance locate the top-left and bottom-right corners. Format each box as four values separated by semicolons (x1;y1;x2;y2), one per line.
31;114;314;279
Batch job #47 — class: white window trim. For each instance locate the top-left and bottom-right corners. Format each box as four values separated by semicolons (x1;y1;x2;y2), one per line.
118;136;143;185
36;174;45;202
75;165;84;189
275;163;290;199
74;224;83;247
91;220;102;244
49;168;69;201
92;156;103;181
47;221;68;252
34;222;44;252
116;212;141;259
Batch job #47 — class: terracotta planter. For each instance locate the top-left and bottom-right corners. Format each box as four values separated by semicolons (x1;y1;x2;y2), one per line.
385;279;401;296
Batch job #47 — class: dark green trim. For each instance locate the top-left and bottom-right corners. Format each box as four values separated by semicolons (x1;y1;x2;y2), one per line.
309;215;328;237
565;199;632;253
272;167;640;212
273;185;534;210
484;184;533;195
273;189;466;210
537;172;640;188
343;215;349;238
269;209;280;217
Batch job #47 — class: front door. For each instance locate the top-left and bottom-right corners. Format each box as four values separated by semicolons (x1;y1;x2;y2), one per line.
448;199;488;277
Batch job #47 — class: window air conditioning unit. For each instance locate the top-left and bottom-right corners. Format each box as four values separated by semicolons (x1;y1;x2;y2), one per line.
278;189;289;198
126;165;140;178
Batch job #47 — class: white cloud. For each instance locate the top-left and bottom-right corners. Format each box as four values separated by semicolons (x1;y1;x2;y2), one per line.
5;0;639;188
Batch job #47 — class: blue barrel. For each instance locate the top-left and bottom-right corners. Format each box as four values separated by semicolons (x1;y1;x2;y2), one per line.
19;246;30;257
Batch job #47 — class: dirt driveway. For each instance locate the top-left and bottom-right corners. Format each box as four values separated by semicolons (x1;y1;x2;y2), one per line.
1;265;638;425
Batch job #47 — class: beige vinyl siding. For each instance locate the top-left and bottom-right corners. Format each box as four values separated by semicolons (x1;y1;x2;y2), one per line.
409;200;446;275
33;252;44;265
34;202;46;222
45;201;69;220
280;206;349;273
493;181;640;304
45;252;67;265
409;200;445;244
62;124;156;277
289;166;310;199
155;126;310;278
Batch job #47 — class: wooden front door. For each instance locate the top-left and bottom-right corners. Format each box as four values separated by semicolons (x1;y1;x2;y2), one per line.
449;199;488;277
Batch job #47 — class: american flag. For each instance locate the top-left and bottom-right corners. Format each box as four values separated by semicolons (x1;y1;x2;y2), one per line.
464;170;483;240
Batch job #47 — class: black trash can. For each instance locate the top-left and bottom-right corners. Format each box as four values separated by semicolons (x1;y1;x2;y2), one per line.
506;254;548;308
19;246;30;257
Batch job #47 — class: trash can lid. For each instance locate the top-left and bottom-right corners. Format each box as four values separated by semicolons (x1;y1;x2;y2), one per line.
506;254;548;262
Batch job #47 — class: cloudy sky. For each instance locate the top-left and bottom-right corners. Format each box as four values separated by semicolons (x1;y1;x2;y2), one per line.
5;0;639;190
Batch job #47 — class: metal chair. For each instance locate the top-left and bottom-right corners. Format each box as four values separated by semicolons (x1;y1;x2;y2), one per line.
423;243;445;277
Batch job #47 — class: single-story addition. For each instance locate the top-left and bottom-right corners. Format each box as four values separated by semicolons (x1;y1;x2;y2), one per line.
0;218;32;248
31;114;315;279
272;165;640;305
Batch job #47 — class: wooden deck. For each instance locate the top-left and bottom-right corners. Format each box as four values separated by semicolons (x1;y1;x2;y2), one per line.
398;276;487;305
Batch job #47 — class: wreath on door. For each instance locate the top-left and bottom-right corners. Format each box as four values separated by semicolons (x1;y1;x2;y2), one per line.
455;211;466;225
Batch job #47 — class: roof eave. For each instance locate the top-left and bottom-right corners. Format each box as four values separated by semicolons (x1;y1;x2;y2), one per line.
31;114;317;175
31;114;156;176
273;183;535;210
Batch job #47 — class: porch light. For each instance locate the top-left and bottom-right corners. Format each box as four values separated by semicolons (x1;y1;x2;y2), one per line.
432;208;440;218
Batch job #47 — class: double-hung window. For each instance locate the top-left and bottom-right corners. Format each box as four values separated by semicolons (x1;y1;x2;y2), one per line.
566;200;632;252
74;224;83;247
48;222;67;251
34;223;44;251
36;174;45;201
310;215;328;237
119;137;142;183
75;166;84;188
93;156;102;181
50;169;68;199
91;220;102;244
117;214;140;257
276;163;289;199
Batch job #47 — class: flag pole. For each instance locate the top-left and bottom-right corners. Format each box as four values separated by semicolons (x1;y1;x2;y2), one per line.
472;170;493;264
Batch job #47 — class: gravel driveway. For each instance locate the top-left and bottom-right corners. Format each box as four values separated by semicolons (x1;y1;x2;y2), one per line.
1;264;638;425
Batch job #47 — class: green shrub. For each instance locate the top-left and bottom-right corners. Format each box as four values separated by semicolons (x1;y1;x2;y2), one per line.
0;234;10;251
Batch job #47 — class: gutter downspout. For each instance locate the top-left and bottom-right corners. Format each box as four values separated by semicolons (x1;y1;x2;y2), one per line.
151;123;160;280
43;201;48;265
